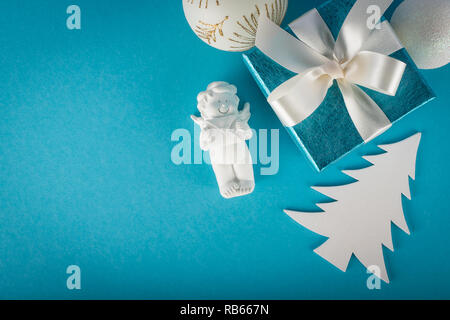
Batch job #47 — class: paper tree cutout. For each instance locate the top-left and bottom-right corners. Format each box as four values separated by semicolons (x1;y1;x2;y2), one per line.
285;133;422;283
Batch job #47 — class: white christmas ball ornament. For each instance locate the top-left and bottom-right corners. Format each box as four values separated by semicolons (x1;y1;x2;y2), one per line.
183;0;288;52
391;0;450;69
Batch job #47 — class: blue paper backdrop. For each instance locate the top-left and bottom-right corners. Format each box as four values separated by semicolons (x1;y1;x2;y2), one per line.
0;0;449;299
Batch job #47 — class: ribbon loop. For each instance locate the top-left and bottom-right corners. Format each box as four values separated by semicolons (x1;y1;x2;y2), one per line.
334;0;394;62
344;51;406;96
360;21;404;56
255;15;329;74
288;9;335;59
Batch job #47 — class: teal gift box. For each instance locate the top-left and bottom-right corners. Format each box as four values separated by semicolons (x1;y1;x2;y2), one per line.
243;0;435;171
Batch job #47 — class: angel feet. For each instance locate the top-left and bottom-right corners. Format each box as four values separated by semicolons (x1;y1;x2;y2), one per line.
219;180;241;199
237;180;255;197
219;179;254;199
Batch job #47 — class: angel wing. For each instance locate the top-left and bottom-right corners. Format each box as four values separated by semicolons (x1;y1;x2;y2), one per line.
191;115;207;129
239;102;251;122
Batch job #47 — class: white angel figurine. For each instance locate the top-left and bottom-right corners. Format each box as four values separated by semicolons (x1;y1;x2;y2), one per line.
191;81;255;199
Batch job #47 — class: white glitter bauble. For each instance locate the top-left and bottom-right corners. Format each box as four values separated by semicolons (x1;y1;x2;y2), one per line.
183;0;288;52
391;0;450;69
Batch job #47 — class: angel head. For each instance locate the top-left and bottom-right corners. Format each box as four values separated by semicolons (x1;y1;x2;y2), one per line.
197;81;240;120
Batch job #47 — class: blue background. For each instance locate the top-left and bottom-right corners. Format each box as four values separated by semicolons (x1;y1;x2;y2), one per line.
0;0;449;299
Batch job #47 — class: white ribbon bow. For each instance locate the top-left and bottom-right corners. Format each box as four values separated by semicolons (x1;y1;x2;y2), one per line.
255;0;406;142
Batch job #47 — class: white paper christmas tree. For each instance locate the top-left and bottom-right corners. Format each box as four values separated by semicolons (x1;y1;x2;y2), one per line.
285;133;422;283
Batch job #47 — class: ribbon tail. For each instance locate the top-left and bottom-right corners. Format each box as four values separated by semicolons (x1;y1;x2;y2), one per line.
255;15;329;74
337;80;392;142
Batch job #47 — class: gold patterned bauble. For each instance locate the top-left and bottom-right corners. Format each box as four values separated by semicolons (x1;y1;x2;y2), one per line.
183;0;288;52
